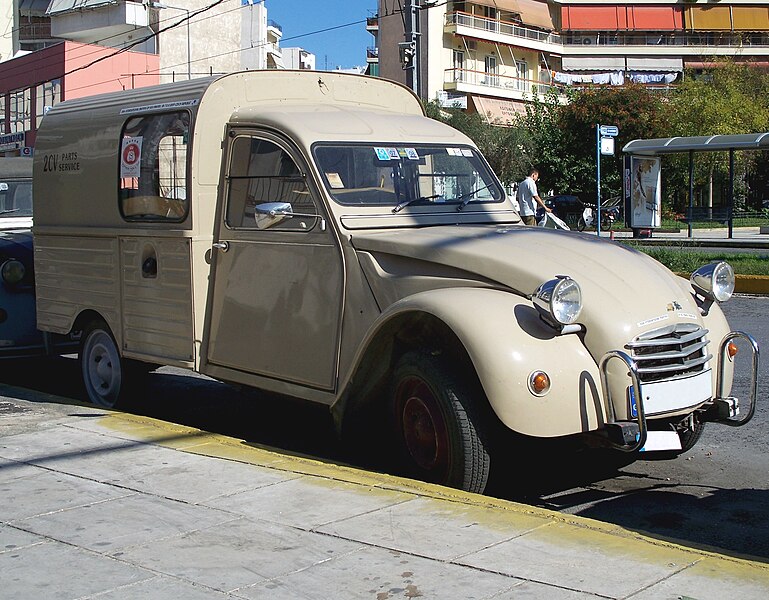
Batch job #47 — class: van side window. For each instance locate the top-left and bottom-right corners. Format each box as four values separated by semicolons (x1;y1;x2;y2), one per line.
226;136;316;230
119;111;190;221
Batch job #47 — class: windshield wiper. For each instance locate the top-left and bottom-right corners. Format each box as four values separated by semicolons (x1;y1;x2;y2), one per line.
0;209;21;215
392;194;442;214
454;184;493;211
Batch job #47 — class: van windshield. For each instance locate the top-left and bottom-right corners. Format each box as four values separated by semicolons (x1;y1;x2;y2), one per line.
313;144;504;210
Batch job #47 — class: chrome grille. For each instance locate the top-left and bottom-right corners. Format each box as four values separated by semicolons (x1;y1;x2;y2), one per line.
625;323;711;383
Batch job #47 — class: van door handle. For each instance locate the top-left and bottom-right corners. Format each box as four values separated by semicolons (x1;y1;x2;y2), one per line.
212;241;229;252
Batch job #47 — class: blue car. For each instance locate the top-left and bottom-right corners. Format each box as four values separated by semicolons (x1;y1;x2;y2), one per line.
0;158;77;358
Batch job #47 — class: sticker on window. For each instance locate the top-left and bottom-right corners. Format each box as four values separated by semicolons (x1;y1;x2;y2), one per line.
387;147;399;159
405;148;419;160
121;137;143;178
447;147;462;156
374;147;391;161
326;172;344;189
461;148;474;157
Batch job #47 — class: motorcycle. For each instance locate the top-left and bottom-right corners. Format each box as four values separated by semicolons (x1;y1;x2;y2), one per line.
577;200;621;232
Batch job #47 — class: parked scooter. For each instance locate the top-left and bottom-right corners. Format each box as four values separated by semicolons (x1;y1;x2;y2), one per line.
577;200;621;232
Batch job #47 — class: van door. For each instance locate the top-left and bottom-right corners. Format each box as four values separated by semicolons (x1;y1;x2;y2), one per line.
204;130;343;390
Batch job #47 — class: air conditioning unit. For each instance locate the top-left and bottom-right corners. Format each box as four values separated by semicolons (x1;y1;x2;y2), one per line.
578;36;597;45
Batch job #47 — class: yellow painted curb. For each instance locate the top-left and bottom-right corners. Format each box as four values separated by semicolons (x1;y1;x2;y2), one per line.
95;409;769;572
735;274;769;295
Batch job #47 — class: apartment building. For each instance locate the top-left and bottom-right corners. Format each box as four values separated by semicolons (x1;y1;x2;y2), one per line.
377;1;769;125
1;0;284;154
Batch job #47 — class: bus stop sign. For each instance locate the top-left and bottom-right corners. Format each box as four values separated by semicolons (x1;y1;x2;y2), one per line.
599;124;619;137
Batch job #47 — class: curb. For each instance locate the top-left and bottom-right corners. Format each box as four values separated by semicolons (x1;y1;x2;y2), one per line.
736;274;769;295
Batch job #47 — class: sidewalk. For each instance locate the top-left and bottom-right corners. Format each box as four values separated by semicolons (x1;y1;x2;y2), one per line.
2;390;769;599
602;225;769;247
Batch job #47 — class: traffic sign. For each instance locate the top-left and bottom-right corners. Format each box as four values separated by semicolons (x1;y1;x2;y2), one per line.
599;124;619;137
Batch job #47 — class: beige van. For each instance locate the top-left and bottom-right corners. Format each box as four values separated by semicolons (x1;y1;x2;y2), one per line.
33;71;758;493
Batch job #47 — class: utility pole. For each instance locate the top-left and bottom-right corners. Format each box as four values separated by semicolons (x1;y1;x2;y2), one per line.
402;0;420;97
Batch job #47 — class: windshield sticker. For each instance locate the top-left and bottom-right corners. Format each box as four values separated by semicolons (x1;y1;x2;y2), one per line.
374;147;391;160
405;148;419;160
637;314;669;328
447;148;462;156
325;172;344;189
461;148;473;157
386;147;400;159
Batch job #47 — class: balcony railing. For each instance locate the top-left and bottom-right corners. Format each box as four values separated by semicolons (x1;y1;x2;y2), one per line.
564;31;769;48
446;11;561;45
447;11;769;49
366;16;378;29
267;19;282;33
367;46;379;60
445;68;559;95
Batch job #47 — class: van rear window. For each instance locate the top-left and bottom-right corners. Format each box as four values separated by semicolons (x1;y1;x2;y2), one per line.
118;111;190;222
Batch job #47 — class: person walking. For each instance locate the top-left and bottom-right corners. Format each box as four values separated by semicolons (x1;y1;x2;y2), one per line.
516;168;551;225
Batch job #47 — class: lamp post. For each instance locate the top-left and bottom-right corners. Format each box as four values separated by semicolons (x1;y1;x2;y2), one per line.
151;2;191;80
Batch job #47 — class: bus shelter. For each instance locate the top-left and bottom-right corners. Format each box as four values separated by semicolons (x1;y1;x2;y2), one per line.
622;132;769;238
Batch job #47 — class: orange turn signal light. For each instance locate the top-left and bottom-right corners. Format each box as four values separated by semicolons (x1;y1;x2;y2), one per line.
727;341;739;359
529;371;551;396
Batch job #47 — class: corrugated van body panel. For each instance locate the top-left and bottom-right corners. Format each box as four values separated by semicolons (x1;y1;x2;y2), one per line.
120;237;194;362
35;235;120;335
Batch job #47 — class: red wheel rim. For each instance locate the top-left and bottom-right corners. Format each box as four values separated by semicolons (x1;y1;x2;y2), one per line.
396;376;450;480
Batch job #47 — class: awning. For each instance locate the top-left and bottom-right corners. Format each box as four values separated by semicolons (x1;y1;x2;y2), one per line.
732;7;769;31
562;56;626;71
469;0;521;13
684;6;731;31
623;133;769;156
516;0;555;31
471;96;525;126
46;0;116;15
626;57;682;72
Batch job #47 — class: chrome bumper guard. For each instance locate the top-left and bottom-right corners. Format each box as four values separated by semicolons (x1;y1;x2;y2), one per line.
598;350;647;453
711;331;760;427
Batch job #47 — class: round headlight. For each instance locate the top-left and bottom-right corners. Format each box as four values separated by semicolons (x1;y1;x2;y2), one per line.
533;276;583;326
1;259;25;285
690;261;734;302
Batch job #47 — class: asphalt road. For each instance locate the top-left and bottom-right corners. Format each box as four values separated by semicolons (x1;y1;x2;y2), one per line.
1;294;767;563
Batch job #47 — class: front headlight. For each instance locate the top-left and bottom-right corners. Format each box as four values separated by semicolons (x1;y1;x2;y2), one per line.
690;261;734;302
533;276;583;327
1;259;25;285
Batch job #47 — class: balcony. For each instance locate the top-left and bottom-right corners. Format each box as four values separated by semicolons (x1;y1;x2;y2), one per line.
50;1;151;45
445;11;561;53
444;68;562;102
366;46;378;62
366;16;378;31
564;31;769;56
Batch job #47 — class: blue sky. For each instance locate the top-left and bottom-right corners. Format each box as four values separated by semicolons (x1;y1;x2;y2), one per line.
264;1;377;70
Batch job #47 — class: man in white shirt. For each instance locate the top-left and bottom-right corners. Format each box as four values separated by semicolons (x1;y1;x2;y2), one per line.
516;168;551;225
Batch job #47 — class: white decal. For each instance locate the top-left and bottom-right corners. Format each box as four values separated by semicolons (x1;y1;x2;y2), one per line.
637;314;670;328
121;137;143;178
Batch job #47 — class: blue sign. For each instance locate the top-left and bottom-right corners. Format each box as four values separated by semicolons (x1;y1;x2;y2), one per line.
599;124;619;137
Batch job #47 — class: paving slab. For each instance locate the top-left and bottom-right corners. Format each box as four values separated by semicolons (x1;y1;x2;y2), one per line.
114;516;363;594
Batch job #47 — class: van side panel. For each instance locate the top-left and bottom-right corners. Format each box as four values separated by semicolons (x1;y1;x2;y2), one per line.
120;237;194;362
34;235;120;337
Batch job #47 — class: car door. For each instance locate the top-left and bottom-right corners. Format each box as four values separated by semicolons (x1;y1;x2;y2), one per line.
204;129;343;390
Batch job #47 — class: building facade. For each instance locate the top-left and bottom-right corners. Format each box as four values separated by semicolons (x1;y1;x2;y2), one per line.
376;1;769;124
0;0;284;155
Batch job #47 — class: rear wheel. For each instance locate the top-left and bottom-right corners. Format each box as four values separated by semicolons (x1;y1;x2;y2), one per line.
391;351;491;494
79;321;124;408
577;217;587;231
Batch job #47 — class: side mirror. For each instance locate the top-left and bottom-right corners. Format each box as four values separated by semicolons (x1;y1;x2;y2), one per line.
255;202;293;230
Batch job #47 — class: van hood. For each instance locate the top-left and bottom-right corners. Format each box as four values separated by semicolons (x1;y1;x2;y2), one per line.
351;225;705;354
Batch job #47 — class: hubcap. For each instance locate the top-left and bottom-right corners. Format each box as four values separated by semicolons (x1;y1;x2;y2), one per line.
397;377;449;479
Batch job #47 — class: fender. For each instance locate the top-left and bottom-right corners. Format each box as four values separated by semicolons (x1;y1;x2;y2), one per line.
341;286;608;438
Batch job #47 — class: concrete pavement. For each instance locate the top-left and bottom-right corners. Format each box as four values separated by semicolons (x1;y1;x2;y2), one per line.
2;388;769;599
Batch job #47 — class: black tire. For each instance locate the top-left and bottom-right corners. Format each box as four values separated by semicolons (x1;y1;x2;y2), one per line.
79;321;125;408
577;217;586;232
391;351;491;494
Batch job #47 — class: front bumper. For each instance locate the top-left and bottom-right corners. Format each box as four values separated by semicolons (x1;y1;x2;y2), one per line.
597;330;759;452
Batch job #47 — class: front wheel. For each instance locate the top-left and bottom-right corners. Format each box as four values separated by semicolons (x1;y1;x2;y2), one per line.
577;217;587;232
79;321;125;408
391;351;491;493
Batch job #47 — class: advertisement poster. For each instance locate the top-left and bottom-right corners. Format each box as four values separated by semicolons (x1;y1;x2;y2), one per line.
629;155;661;228
120;137;143;179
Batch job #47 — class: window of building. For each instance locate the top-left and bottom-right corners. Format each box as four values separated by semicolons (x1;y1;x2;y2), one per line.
515;59;528;91
453;49;465;81
35;79;61;129
485;55;499;87
119;111;190;222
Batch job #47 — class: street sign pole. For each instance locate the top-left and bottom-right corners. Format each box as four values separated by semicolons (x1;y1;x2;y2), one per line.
596;123;601;237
